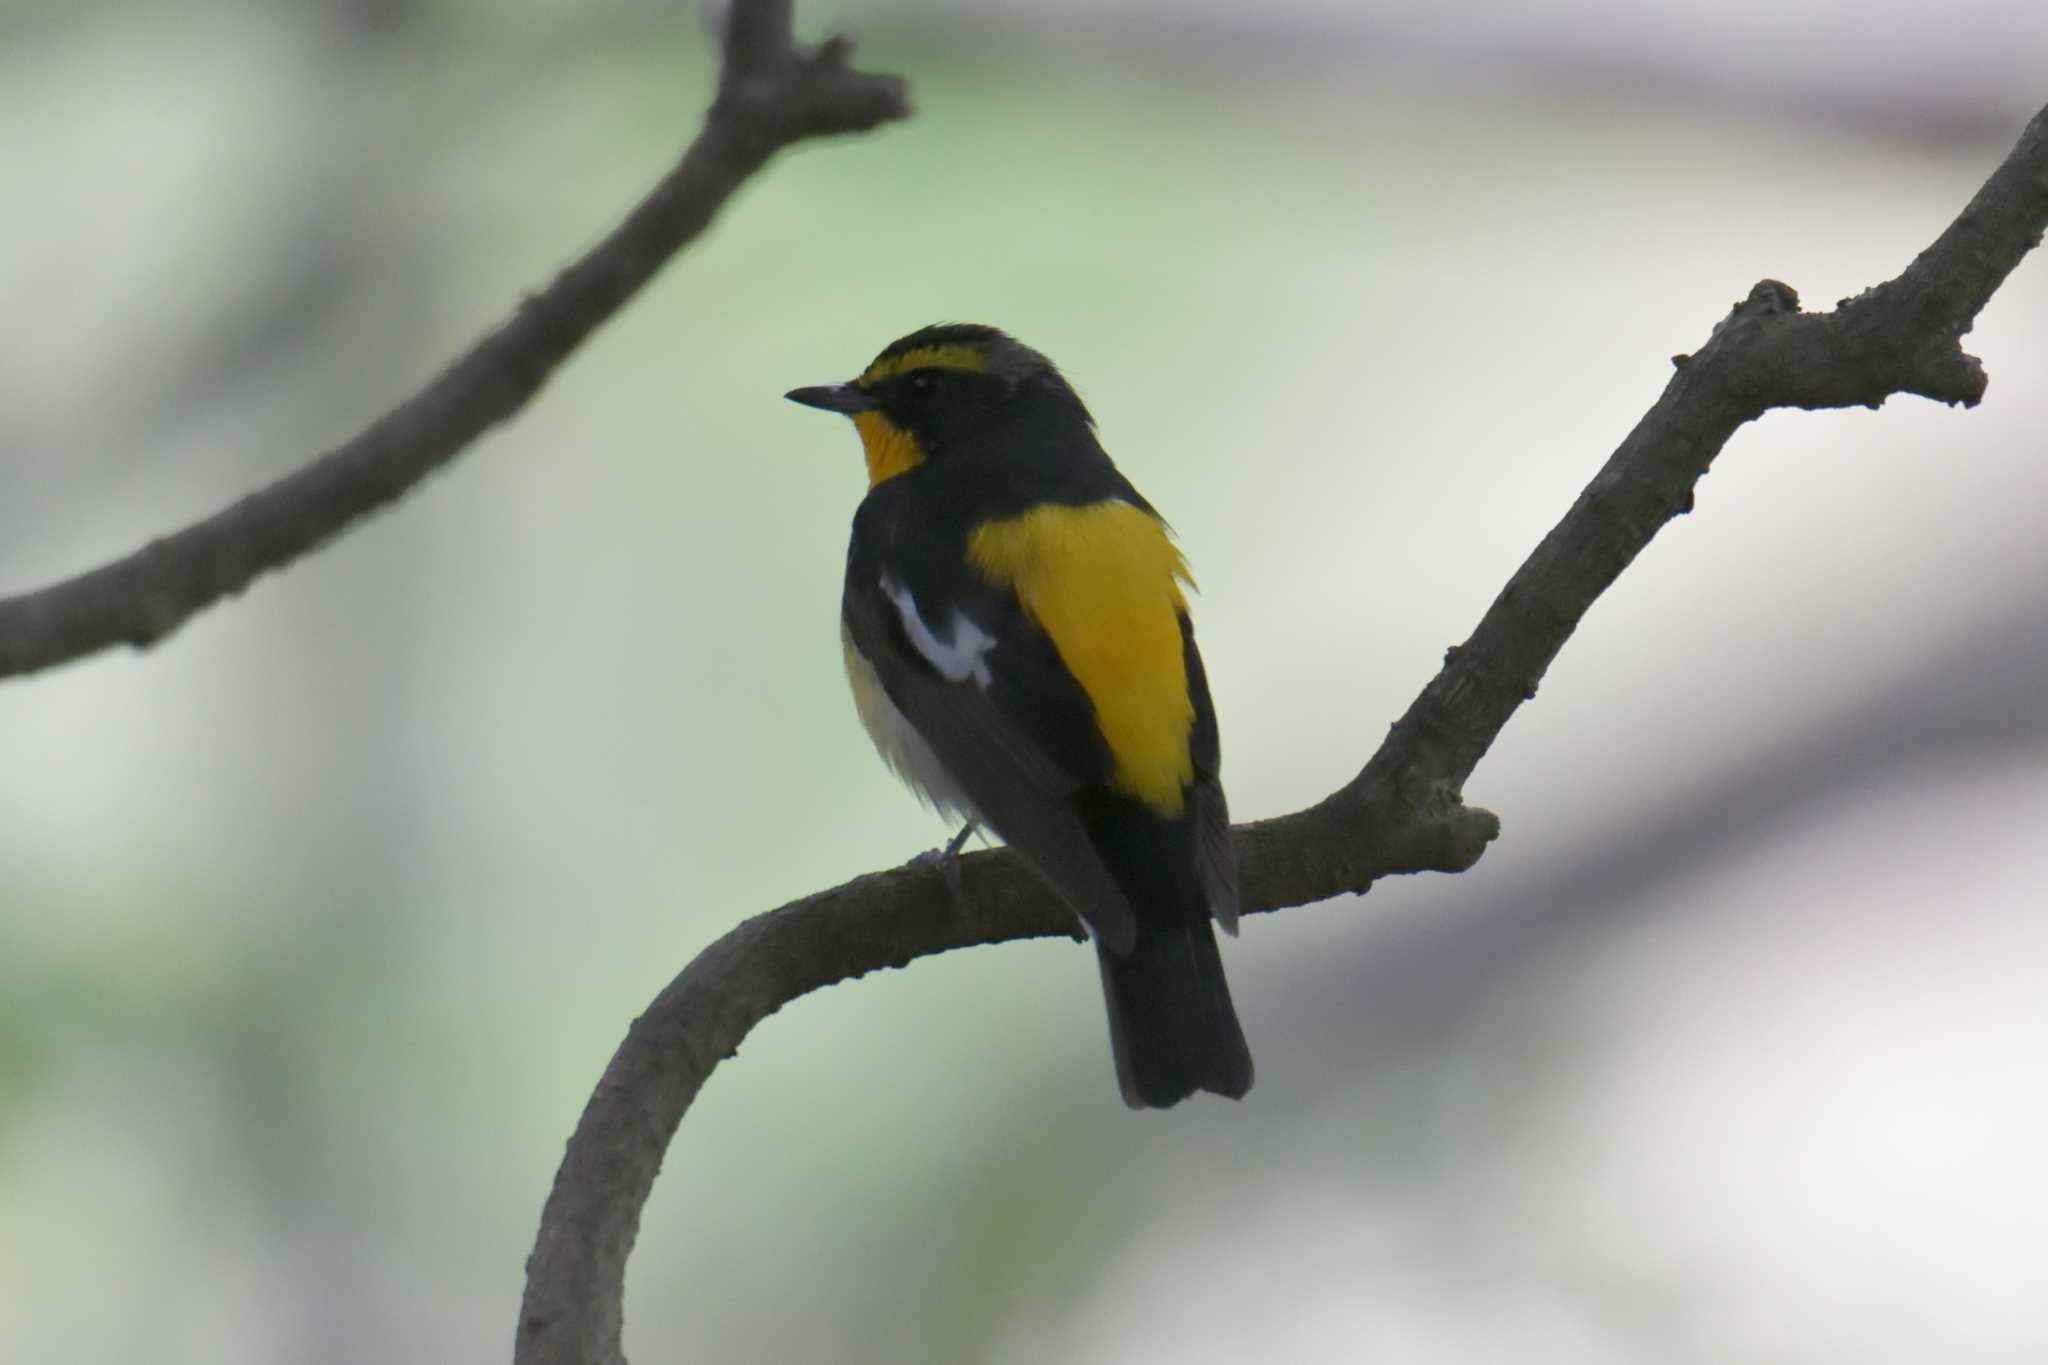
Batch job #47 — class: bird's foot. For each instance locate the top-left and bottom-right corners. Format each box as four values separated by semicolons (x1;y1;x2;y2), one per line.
911;822;978;914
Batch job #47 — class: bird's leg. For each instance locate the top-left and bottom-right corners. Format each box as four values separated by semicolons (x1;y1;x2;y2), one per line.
912;821;978;913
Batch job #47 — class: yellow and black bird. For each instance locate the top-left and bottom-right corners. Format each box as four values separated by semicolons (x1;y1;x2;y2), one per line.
787;324;1252;1108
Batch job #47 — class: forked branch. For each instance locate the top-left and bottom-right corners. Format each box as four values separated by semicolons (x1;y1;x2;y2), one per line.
515;102;2048;1365
0;0;907;681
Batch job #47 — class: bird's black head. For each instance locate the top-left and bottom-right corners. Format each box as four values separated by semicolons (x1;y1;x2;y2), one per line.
786;323;1095;487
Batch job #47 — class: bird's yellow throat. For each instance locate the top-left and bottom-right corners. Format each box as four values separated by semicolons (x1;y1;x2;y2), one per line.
853;411;926;488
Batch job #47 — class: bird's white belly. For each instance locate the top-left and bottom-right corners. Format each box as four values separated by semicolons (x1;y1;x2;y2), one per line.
842;629;980;822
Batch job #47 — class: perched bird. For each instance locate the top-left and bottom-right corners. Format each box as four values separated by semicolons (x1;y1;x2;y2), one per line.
787;324;1252;1108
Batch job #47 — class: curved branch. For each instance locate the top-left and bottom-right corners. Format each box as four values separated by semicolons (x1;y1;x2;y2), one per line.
516;100;2048;1364
0;0;908;682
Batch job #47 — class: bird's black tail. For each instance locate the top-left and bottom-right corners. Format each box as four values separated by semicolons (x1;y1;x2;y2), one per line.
1096;919;1253;1109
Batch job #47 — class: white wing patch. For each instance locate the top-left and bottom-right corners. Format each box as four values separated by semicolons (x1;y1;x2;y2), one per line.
843;626;980;821
881;574;996;687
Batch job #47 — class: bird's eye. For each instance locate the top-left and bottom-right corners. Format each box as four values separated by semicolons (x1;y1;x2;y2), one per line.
909;372;937;395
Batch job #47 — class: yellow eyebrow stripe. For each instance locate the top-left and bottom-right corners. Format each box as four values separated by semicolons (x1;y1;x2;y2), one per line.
965;500;1195;816
860;344;987;383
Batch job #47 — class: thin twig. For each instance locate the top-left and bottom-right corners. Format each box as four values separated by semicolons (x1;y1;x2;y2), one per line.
517;101;2048;1365
0;0;907;682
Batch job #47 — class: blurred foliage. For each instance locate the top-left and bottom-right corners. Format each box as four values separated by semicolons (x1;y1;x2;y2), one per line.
3;1;2046;1362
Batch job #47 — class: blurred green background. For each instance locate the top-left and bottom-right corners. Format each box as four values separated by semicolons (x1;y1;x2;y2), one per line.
4;1;2047;1360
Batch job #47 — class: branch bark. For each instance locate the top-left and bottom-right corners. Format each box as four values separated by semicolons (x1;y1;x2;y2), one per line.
515;101;2048;1365
0;0;907;682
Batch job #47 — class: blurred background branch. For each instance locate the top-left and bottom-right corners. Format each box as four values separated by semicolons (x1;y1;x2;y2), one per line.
0;0;906;682
7;3;2048;1362
519;104;2048;1365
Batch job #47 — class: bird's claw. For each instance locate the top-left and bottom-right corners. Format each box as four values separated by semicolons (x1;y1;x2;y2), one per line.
911;822;977;914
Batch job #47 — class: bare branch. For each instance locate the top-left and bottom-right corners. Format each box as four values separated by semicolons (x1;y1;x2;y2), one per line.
0;1;908;682
1354;99;2047;815
516;101;2048;1364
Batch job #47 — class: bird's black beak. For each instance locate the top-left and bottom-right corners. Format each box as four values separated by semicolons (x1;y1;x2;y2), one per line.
785;383;875;415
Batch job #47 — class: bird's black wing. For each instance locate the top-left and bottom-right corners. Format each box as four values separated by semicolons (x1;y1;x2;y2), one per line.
1181;610;1239;933
843;491;1141;953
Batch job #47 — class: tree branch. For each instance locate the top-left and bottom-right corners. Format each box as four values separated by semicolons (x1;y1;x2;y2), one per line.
0;1;907;682
515;101;2048;1364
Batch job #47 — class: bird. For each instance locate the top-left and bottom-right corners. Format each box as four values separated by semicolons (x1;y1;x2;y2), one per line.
786;323;1252;1108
